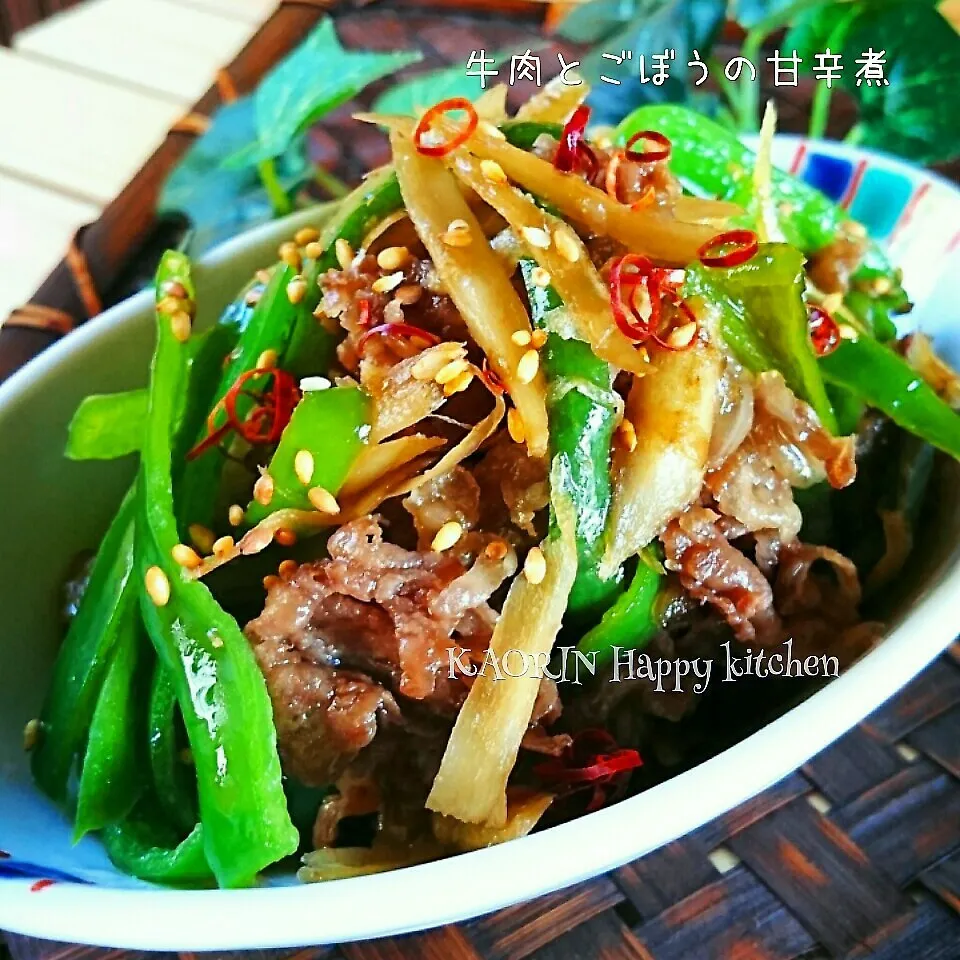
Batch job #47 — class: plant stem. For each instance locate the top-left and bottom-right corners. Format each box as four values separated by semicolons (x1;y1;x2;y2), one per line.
313;166;350;200
844;123;865;146
807;4;860;142
807;82;833;141
735;0;836;134
257;158;292;217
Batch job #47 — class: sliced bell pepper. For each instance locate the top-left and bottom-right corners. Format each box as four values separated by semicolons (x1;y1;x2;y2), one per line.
101;812;212;886
519;259;622;619
684;244;837;434
31;492;137;801
577;551;663;665
244;384;371;524
137;251;298;888
73;607;149;840
819;336;960;460
148;666;198;835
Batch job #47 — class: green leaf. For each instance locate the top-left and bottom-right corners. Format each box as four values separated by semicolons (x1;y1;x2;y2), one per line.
730;0;805;28
372;51;511;116
786;0;960;164
158;97;310;255
842;4;960;164
66;390;149;461
564;0;727;125
237;19;421;166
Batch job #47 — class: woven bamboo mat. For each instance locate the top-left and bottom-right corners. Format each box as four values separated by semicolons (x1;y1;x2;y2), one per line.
5;646;960;959
2;2;960;958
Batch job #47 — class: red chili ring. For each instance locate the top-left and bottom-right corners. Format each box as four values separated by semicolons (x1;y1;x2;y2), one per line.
698;229;760;269
554;104;591;173
414;97;479;157
624;129;672;163
357;322;442;352
609;254;659;341
808;305;841;357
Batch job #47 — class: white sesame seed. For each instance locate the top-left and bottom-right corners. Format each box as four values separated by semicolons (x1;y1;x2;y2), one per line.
554;227;581;263
530;267;552;288
335;238;355;270
146;566;171;607
443;369;474;396
480;159;508;183
507;407;525;444
520;226;551;250
171;543;202;569
23;718;40;751
228;504;245;527
300;376;332;392
372;271;405;294
211;636;224;649
394;283;423;305
304;241;324;260
666;322;698;349
286;277;308;304
517;349;540;384
170;311;192;343
294;449;315;486
295;227;320;246
157;295;181;316
278;559;298;579
256;348;278;370
279;241;302;269
253;472;274;507
512;330;532;347
442;219;472;248
377;246;410;271
308;485;341;514
523;546;546;584
431;520;463;553
530;329;548;350
213;535;235;557
435;358;470;385
618;418;638;453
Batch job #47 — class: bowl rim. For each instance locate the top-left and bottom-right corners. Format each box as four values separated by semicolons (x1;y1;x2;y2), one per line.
1;137;959;951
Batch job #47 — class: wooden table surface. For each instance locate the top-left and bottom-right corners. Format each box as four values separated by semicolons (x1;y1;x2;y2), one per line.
0;0;275;324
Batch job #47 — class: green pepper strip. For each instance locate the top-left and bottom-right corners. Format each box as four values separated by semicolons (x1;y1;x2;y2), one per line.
519;260;622;619
820;336;960;460
245;385;371;524
614;104;908;340
137;251;298;888
73;605;149;841
148;665;198;835
176;262;299;531
577;551;663;665
101;812;212;886
685;244;837;434
31;492;137;801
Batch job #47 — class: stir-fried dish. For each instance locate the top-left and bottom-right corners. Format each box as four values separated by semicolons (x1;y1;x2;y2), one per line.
29;82;960;888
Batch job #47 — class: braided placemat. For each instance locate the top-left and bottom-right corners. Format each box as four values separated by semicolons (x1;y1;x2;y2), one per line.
5;644;960;959
2;2;960;958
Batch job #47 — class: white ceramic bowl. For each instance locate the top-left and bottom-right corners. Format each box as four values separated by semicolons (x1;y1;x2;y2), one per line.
1;139;959;950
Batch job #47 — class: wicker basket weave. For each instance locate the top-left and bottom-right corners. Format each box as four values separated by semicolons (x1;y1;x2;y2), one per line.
2;3;960;957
